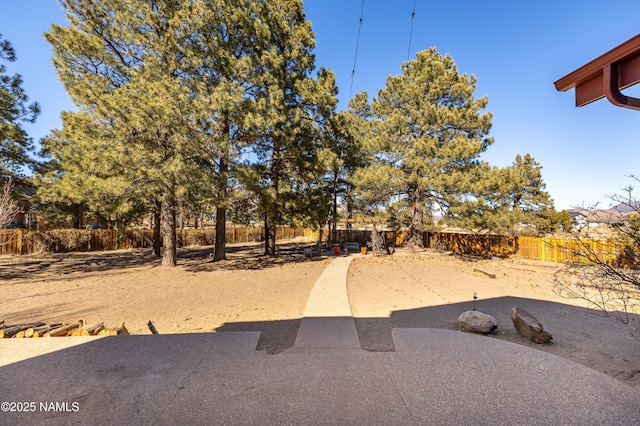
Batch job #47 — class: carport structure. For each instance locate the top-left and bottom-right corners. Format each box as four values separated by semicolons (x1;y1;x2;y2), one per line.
554;33;640;110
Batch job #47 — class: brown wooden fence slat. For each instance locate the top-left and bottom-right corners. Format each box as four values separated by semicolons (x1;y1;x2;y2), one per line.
0;226;635;269
0;226;315;255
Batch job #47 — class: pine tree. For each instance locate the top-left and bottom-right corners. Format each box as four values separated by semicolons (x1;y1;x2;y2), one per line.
465;154;556;235
37;111;152;230
240;0;338;255
504;154;556;233
319;95;374;243
354;48;493;247
45;0;216;266
0;34;40;183
329;97;372;221
186;0;270;261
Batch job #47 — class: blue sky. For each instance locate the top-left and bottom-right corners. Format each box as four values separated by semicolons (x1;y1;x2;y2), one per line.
1;1;639;211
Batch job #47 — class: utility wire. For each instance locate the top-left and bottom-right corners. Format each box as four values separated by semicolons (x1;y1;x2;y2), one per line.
407;0;417;61
349;0;365;100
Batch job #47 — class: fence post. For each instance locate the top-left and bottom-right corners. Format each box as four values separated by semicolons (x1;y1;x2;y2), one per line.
17;230;22;254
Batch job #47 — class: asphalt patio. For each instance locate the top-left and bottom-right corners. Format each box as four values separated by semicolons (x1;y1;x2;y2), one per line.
1;255;639;425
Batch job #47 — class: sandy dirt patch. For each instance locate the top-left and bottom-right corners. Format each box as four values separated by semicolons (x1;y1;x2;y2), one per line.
0;242;330;354
2;243;640;388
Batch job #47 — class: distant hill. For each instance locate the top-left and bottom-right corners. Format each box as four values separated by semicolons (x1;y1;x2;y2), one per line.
610;202;640;213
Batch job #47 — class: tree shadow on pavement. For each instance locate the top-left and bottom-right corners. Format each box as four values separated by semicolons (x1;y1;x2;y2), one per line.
215;296;640;388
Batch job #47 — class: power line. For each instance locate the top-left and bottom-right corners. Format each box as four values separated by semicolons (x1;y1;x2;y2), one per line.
349;0;365;100
407;0;417;61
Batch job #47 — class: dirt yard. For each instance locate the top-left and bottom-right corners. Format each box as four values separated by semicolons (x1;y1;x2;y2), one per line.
1;242;639;389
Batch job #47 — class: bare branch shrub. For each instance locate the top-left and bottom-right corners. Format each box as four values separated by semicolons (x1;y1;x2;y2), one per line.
49;230;92;251
554;264;640;336
178;228;215;247
553;178;640;337
23;231;55;253
23;229;92;253
0;179;21;228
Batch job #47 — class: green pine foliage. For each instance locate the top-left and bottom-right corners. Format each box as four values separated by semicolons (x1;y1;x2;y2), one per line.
351;49;558;239
38;1;560;261
505;154;557;234
0;34;40;183
37;111;150;230
353;48;494;246
43;0;217;265
41;0;339;261
327;97;374;223
464;154;559;235
237;0;338;255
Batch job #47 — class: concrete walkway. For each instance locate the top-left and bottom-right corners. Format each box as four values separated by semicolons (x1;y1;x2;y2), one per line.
289;255;360;352
1;254;640;425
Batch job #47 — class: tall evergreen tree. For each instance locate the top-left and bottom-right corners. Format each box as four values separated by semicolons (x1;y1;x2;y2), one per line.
504;153;556;232
354;48;493;247
37;111;152;231
320;95;373;242
0;33;40;183
330;98;372;221
240;0;338;255
46;0;215;266
463;154;557;234
45;0;334;261
186;0;265;261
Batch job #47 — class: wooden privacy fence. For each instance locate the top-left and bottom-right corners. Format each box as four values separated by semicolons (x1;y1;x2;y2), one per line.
0;229;154;254
425;232;516;258
0;227;636;268
0;226;319;255
322;229;412;248
176;225;317;246
428;233;632;267
516;236;631;267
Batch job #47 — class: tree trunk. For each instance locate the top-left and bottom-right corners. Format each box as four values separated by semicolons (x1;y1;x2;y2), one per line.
161;180;177;267
264;152;280;256
264;217;277;256
48;321;84;337
408;184;424;248
214;205;226;261
264;200;279;256
264;217;269;255
344;175;354;231
213;154;228;261
2;322;46;338
153;200;162;258
84;322;105;335
332;170;338;242
73;203;84;229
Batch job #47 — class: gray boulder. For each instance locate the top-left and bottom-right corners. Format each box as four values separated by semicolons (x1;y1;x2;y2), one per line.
511;307;553;343
458;311;498;334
